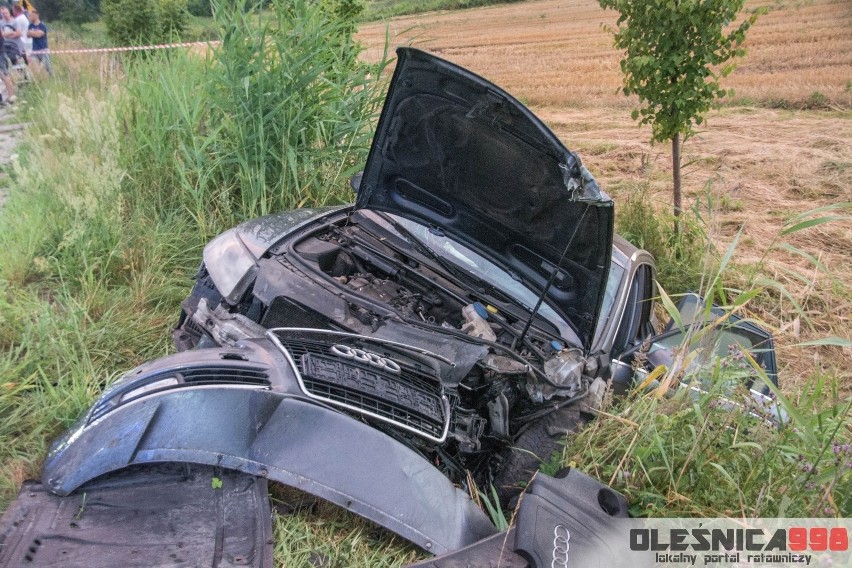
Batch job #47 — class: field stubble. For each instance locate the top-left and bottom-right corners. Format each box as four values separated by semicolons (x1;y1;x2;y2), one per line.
358;0;852;393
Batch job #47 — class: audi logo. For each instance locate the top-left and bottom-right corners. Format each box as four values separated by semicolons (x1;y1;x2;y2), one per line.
330;345;401;374
552;524;570;568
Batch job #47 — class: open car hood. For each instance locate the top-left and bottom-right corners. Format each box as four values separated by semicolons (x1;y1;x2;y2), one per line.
357;48;614;350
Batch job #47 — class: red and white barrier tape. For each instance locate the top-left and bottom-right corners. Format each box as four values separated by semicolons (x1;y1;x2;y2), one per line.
31;40;221;55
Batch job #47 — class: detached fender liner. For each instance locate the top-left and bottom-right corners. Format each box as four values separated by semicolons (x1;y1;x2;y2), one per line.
42;389;496;554
0;464;272;568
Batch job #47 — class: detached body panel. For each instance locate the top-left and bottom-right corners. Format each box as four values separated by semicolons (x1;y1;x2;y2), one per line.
41;339;496;555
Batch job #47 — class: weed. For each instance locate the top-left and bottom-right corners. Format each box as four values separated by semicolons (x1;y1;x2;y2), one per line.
0;0;388;514
270;489;419;566
478;485;509;530
804;91;830;109
719;193;744;212
564;203;852;518
120;0;390;233
615;185;710;294
818;160;850;174
563;376;851;516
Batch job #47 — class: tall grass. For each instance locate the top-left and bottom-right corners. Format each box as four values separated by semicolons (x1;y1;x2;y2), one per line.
121;0;389;234
563;203;852;518
562;372;851;517
0;0;388;513
615;182;709;294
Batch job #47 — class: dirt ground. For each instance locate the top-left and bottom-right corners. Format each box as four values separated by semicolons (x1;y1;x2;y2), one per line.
358;0;852;393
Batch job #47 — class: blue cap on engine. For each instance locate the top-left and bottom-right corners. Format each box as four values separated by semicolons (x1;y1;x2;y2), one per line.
472;302;489;319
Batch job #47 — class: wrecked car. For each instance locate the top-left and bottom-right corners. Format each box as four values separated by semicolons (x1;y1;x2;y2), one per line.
38;48;780;558
167;46;660;502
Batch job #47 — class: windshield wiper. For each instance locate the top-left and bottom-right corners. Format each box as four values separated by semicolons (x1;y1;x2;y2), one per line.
374;213;494;291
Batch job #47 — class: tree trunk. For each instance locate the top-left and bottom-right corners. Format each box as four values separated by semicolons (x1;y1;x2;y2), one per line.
672;132;682;217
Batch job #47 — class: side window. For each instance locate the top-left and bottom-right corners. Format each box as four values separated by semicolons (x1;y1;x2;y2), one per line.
611;264;654;355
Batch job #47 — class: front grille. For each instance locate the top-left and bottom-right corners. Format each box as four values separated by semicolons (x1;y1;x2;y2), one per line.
179;366;270;386
270;329;450;443
182;316;206;338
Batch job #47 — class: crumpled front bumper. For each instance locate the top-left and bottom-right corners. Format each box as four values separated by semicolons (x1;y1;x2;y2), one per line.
41;339;495;555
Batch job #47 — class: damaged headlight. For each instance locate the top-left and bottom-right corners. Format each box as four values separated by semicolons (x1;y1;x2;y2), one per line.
203;229;258;305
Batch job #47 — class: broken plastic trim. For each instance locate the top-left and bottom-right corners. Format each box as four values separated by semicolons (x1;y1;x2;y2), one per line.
41;340;496;555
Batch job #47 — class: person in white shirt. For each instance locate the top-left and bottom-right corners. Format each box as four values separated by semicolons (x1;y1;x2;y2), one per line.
1;4;28;63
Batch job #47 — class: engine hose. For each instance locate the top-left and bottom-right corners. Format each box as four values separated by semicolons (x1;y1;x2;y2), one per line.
487;309;549;362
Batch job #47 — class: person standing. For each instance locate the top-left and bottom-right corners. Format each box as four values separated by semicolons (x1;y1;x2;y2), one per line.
0;29;16;104
1;5;27;63
27;8;50;76
0;6;14;38
0;6;21;63
10;4;28;60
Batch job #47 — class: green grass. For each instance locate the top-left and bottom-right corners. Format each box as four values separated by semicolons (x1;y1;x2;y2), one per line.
270;488;419;566
603;197;852;517
50;20;112;47
0;0;388;507
615;181;711;295
561;371;852;517
0;0;850;563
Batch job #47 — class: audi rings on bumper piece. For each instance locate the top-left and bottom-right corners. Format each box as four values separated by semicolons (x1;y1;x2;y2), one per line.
551;524;570;567
330;344;402;373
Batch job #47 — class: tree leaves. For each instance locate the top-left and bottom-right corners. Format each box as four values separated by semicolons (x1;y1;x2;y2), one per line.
599;0;758;145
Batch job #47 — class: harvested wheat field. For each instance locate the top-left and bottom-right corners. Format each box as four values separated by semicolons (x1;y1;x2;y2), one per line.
358;0;852;394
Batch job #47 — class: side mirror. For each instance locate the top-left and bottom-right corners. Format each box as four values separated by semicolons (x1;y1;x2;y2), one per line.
661;293;778;391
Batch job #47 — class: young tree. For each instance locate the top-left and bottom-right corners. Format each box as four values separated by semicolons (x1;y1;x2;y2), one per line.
599;0;760;217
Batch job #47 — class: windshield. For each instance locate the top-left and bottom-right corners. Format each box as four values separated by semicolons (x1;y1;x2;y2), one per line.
381;214;581;346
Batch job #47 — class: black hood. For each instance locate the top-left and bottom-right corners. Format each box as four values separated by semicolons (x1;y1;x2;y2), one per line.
357;48;613;350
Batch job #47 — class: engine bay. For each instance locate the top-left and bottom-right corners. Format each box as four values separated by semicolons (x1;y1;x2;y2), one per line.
169;209;603;493
271;212;595;487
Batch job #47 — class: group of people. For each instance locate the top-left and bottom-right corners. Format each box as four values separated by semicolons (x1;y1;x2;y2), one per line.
0;0;51;105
